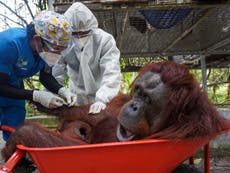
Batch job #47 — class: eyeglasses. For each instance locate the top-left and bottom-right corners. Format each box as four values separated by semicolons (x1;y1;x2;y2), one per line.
72;30;91;38
42;39;67;53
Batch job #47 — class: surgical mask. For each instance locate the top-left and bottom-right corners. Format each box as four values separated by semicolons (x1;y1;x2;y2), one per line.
73;35;90;50
39;52;61;66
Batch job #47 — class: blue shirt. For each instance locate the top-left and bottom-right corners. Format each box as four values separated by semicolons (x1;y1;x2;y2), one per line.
0;27;45;106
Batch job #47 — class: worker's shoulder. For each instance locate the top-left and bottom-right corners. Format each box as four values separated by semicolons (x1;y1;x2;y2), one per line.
0;27;27;48
0;28;26;41
93;28;114;37
93;28;115;41
1;27;26;37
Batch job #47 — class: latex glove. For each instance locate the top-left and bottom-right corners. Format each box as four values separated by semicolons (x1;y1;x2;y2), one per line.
58;87;77;107
89;101;106;114
33;90;65;108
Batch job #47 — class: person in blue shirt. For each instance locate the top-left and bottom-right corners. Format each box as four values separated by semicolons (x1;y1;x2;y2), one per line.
0;11;77;141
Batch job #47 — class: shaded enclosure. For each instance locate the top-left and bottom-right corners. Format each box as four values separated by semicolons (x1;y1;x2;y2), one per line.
53;0;230;71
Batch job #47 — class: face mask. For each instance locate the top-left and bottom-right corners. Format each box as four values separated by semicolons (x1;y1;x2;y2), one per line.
79;36;89;46
39;52;61;66
73;35;90;50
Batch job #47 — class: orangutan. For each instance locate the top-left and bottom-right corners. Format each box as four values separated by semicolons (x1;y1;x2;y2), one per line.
1;61;229;173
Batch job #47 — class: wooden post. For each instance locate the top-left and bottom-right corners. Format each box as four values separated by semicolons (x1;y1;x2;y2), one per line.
200;55;210;173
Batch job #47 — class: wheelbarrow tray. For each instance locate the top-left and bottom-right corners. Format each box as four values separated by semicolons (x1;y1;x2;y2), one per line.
16;132;225;173
2;123;230;173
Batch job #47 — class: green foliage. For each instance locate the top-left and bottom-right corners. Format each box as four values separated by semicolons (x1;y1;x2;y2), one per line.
121;67;230;105
25;101;38;117
24;74;45;117
120;72;138;94
23;65;230;117
191;68;230;105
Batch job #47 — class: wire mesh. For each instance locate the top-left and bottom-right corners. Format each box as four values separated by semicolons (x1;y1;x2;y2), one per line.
53;1;230;70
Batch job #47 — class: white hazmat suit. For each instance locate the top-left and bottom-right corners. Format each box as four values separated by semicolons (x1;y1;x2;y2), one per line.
52;2;121;113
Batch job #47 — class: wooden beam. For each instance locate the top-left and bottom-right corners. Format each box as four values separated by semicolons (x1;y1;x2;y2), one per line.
201;55;208;93
118;10;129;49
120;49;230;57
112;11;119;41
205;35;230;52
53;1;230;12
162;8;213;53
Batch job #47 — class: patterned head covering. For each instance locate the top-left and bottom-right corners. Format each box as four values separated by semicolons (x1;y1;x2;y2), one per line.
34;11;72;47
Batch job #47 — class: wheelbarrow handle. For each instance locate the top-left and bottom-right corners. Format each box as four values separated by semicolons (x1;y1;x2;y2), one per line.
0;149;25;173
0;125;15;133
0;126;25;172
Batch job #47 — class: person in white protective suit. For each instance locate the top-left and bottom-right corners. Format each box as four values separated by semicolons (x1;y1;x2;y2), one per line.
52;2;121;114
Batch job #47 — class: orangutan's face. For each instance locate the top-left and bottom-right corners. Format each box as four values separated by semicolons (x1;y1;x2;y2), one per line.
117;71;168;141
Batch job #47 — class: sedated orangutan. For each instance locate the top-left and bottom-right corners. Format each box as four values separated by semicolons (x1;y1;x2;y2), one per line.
1;61;229;173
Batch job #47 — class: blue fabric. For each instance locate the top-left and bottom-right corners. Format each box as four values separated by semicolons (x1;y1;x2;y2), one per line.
0;27;45;141
0;27;45;106
139;8;192;29
0;105;26;141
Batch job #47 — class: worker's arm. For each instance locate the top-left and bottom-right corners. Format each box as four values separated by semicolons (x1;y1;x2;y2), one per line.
39;65;63;94
0;73;33;100
40;65;77;106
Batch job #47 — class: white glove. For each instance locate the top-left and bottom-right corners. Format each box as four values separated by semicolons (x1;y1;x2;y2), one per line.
58;87;77;107
33;90;65;109
89;101;106;114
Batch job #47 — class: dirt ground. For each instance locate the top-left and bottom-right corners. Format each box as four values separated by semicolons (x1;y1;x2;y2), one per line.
195;148;230;173
210;157;230;173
